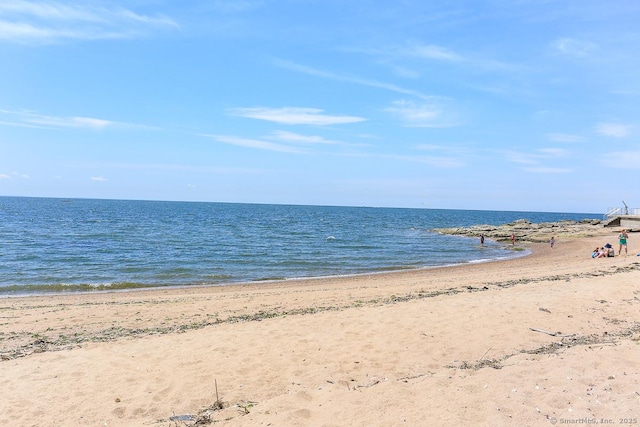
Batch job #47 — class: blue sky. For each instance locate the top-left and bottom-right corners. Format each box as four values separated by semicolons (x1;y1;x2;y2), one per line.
1;0;638;213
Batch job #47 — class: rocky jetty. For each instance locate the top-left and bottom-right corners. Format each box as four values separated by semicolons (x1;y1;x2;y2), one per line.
432;219;606;243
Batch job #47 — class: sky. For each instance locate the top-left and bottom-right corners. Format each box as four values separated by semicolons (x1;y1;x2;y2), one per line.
1;0;639;213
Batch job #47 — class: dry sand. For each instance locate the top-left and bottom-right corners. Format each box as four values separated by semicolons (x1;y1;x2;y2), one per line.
1;227;639;426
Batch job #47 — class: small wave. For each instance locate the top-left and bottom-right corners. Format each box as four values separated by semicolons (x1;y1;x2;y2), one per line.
0;282;163;296
467;258;494;264
253;276;287;282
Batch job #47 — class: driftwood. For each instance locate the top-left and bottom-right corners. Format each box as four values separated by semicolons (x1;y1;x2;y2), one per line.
528;327;573;337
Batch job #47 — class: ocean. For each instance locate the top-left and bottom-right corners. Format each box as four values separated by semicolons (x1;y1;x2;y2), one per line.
0;196;600;296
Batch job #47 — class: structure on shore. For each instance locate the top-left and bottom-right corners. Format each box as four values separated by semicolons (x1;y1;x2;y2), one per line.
603;202;640;228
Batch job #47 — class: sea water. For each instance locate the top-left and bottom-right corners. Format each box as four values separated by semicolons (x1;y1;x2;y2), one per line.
0;197;600;295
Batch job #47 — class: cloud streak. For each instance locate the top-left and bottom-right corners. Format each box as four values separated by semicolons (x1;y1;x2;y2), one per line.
384;100;460;128
268;131;338;145
202;134;307;154
502;147;573;173
0;1;178;43
602;150;640;169
596;123;632;138
546;133;585;143
0;109;150;130
228;107;366;126
271;58;435;100
552;38;596;57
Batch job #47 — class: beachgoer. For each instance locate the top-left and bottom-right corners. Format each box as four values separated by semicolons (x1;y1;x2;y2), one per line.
596;247;609;258
510;233;515;245
618;230;629;255
550;236;555;248
604;243;614;257
480;234;485;246
592;247;600;258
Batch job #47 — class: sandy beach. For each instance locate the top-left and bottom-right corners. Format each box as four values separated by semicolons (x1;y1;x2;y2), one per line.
1;227;639;426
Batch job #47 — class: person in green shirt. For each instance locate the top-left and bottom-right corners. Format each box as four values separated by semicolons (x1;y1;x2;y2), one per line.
618;229;629;255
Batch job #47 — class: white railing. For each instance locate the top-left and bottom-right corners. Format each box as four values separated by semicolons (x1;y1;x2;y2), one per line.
605;206;640;219
605;207;621;219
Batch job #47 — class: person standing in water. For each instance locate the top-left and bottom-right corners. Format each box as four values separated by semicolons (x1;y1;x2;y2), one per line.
480;234;485;246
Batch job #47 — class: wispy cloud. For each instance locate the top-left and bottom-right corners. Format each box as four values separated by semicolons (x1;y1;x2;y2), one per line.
201;134;306;153
0;172;29;179
271;58;435;100
503;147;572;172
0;1;178;43
546;133;585;143
415;143;473;156
349;42;519;77
29;115;112;129
602;150;640;169
407;155;465;168
384;100;460;128
349;43;462;62
342;151;466;168
0;109;150;130
90;176;108;182
268;130;338;145
523;167;573;174
228;107;366;126
403;44;463;62
552;38;597;57
538;148;569;157
596;122;632;138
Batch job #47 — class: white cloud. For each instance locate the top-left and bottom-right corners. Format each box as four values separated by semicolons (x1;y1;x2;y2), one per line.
538;148;569;157
202;134;306;153
596;123;632;138
352;42;518;77
523;167;573;174
504;150;538;165
228;107;366;126
384;100;459;128
0;172;29;179
415;143;473;156
271;58;434;100
269;131;337;145
0;1;178;43
546;133;585;143
0;109;149;130
30;115;112;129
407;44;462;62
90;176;108;182
552;38;596;57
503;147;569;166
348;152;465;168
409;155;465;168
602;150;640;169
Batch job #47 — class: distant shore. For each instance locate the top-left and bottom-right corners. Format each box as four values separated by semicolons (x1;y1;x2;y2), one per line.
1;221;639;426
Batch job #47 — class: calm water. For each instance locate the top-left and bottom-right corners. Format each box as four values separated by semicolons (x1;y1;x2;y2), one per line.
0;197;600;295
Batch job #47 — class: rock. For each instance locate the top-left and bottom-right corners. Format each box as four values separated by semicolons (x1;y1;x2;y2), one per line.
432;219;606;243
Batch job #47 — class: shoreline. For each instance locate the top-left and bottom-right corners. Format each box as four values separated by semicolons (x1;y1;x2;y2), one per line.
0;226;538;298
2;224;639;426
0;244;531;299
